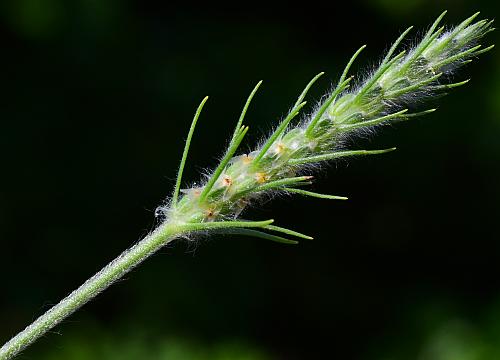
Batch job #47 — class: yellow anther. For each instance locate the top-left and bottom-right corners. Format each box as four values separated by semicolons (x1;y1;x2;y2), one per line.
255;172;270;184
274;142;286;154
241;154;253;165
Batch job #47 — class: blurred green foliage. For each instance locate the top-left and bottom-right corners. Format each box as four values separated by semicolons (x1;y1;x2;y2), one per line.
38;333;271;360
0;0;499;359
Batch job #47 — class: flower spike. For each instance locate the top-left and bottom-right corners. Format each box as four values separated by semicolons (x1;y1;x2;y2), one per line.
1;12;494;360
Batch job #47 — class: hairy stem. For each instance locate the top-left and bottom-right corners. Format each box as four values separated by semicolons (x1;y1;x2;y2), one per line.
0;221;184;360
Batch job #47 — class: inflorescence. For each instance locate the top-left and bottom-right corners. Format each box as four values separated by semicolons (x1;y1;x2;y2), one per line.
0;12;495;360
157;11;494;244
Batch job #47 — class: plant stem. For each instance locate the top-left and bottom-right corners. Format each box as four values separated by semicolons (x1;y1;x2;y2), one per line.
0;221;182;360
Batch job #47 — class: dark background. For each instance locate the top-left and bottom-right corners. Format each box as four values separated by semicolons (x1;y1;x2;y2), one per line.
0;0;499;359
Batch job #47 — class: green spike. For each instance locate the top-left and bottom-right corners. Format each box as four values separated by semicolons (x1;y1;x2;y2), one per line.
200;125;249;201
402;26;445;72
386;72;443;98
215;228;298;244
399;12;446;67
181;219;274;232
285;188;348;200
434;44;482;68
264;224;313;240
305;77;353;137
483;19;495;29
483;27;496;36
434;13;485;52
451;11;482;36
402;108;437;118
294;72;325;108
254;176;313;192
172;96;209;206
472;44;495;56
399;10;446;56
432;79;470;91
253;101;307;164
339;109;408;132
355;51;406;100
424;10;448;41
230;80;262;146
338;45;366;87
460;19;488;41
382;26;413;65
289;148;396;165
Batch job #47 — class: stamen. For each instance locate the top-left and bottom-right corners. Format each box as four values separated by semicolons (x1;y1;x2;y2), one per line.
205;208;219;221
241;154;253;165
221;175;233;187
274;142;286;154
255;172;270;184
181;187;202;198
